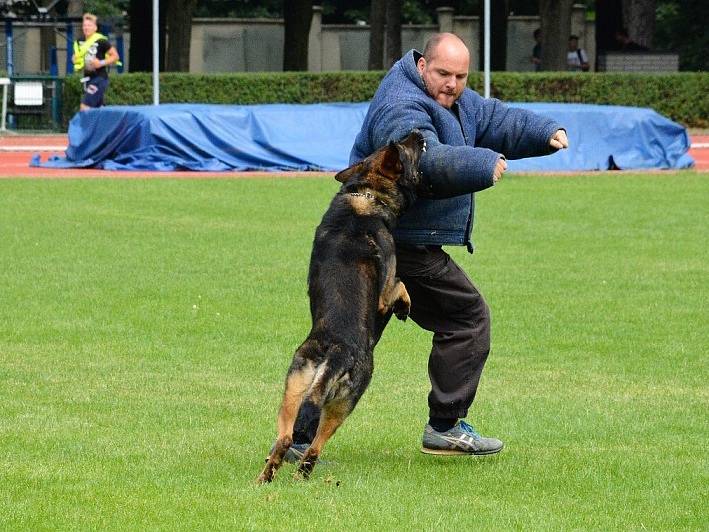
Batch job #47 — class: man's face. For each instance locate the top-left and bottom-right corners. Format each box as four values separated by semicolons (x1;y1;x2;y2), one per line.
83;19;97;38
417;42;469;109
568;38;578;51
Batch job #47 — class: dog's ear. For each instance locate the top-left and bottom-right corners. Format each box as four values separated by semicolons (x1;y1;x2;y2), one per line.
334;162;364;183
379;142;403;181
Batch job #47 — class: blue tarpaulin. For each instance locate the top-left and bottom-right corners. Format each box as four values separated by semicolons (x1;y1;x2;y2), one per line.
33;102;693;172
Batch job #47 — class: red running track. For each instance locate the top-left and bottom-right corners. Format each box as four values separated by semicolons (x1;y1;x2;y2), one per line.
1;134;707;178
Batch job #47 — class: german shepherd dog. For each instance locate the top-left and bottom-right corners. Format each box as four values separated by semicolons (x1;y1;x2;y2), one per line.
257;130;426;483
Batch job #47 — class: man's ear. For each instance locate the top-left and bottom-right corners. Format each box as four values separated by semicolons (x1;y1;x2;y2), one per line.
417;56;426;75
334;162;363;183
380;142;403;180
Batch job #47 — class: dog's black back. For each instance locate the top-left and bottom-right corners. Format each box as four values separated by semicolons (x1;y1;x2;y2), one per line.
258;130;425;483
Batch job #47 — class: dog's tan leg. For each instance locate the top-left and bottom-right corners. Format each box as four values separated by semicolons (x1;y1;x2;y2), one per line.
296;399;352;479
391;280;410;321
379;279;410;321
377;252;399;315
258;362;315;484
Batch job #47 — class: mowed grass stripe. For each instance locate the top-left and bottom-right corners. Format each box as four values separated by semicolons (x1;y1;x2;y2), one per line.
0;173;706;529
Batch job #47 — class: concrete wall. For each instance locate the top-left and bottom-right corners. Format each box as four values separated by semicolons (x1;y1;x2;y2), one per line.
0;25;42;74
192;5;595;73
190;18;283;73
3;4;596;75
598;52;679;72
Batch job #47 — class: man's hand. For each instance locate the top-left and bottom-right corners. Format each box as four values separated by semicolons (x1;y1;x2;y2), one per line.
89;58;103;69
493;156;507;183
549;129;569;150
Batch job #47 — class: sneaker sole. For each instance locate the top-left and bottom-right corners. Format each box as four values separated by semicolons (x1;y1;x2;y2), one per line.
420;446;503;456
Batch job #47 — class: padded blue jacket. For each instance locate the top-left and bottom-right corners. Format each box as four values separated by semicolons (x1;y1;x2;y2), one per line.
350;49;562;251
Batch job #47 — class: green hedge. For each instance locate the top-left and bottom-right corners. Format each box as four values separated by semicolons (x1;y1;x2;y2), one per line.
63;71;708;128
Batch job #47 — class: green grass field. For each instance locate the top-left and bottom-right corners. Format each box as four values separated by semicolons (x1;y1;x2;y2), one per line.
1;173;707;529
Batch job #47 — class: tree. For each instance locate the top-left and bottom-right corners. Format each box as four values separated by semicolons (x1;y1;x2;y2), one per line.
128;0;166;72
538;0;573;71
384;0;401;67
595;0;624;52
622;0;655;49
479;0;510;71
283;0;313;71
368;0;386;70
654;0;708;70
83;0;129;16
166;0;198;71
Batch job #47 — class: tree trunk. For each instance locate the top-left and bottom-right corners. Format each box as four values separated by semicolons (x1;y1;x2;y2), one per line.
166;0;197;71
479;0;510;71
67;0;83;15
128;0;167;72
368;0;386;70
40;26;54;72
538;0;573;71
67;0;82;33
622;0;655;49
66;0;83;72
595;0;624;52
385;0;402;67
283;0;313;71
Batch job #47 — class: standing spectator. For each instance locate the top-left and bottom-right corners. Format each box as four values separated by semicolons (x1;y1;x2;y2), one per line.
567;35;590;72
72;13;120;111
531;28;542;71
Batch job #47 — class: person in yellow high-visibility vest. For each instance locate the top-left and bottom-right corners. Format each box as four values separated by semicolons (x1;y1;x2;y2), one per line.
71;13;120;111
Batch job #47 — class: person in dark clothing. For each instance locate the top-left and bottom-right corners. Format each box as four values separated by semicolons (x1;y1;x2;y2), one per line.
72;13;120;111
614;28;650;51
531;28;542;71
284;33;567;460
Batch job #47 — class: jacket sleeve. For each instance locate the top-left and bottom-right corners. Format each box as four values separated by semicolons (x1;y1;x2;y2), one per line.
367;102;500;199
473;95;563;159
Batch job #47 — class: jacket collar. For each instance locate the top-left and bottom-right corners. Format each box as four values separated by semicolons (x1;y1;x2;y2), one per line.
398;49;427;94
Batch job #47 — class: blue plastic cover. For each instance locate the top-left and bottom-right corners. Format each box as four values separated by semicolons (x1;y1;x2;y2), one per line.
505;103;693;171
33;102;693;172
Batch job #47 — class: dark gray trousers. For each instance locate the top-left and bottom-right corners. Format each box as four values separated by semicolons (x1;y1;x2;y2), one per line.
293;245;491;443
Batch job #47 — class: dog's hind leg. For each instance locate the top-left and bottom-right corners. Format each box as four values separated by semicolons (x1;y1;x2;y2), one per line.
258;346;317;484
297;398;353;479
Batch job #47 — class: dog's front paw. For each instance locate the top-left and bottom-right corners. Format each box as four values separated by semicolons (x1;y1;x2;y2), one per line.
257;469;274;484
393;299;410;321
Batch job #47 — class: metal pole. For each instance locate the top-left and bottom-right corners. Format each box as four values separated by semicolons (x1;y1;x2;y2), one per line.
152;0;159;105
483;0;490;98
1;82;8;132
5;21;14;129
66;22;74;74
5;20;14;77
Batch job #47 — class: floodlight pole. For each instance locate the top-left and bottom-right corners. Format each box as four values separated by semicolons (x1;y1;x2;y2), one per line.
483;0;490;98
152;0;159;105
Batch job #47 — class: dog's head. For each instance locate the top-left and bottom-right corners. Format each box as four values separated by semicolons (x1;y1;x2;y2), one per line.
334;130;426;215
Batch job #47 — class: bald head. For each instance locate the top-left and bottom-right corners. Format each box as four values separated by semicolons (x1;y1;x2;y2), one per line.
423;33;469;63
417;33;470;108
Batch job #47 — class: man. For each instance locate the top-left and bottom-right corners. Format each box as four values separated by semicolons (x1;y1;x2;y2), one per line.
567;35;590;72
287;33;567;459
614;28;649;51
531;28;542;71
72;13;120;111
